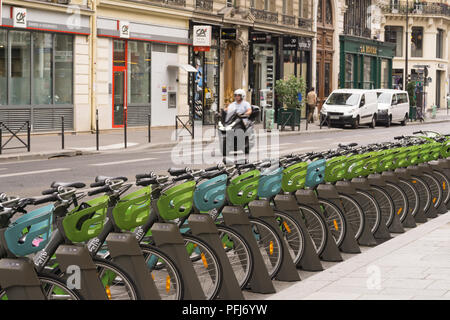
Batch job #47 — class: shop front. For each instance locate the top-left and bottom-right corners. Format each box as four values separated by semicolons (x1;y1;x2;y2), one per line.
0;4;90;132
97;18;191;128
188;23;220;125
249;31;312;118
339;35;395;90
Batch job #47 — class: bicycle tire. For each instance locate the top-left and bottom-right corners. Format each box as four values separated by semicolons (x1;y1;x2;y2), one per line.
0;272;83;300
411;176;431;214
249;217;283;279
183;234;223;300
318;198;346;246
298;204;327;255
398;179;419;220
433;170;450;205
140;243;184;300
385;182;409;222
274;210;305;265
422;173;443;209
339;194;364;240
371;186;395;227
216;225;253;290
355;190;381;233
93;257;141;300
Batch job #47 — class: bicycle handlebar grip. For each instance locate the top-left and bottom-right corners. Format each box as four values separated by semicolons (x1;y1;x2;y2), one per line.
33;194;59;205
90;181;105;188
135;172;154;180
394;136;404;140
348;143;358;147
168;167;190;176
136;177;157;187
172;173;193;182
87;185;110;197
42;188;56;195
205;164;221;172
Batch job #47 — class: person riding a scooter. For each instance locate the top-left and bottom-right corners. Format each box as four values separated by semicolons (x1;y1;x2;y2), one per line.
224;89;252;126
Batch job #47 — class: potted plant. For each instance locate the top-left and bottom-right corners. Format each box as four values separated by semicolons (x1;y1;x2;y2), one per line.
274;75;306;130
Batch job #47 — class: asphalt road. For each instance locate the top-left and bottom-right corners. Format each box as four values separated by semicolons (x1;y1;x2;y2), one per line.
1;121;449;198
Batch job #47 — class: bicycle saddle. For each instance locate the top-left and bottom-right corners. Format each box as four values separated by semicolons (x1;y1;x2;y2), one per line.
51;181;86;189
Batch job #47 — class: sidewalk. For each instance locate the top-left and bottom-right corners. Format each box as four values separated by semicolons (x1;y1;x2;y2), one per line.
0;121;339;161
1;108;449;162
268;211;450;300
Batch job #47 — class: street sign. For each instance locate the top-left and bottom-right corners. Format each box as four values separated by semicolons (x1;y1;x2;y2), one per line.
119;21;130;38
283;36;298;50
193;25;211;52
297;93;302;103
221;28;236;40
13;7;27;28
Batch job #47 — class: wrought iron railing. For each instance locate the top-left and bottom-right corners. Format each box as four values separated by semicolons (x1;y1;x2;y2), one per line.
344;25;371;38
250;8;279;24
165;0;186;6
282;14;296;26
195;0;213;11
297;17;312;30
380;1;450;16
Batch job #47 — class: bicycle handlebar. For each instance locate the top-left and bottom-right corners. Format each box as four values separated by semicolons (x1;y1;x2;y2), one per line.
33;194;59;205
87;185;111;197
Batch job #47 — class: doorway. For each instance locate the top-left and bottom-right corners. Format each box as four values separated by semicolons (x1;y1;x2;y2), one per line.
436;70;443;108
113;40;127;127
223;42;236;105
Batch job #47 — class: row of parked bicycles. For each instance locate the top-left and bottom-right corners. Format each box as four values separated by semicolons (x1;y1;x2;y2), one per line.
0;130;449;300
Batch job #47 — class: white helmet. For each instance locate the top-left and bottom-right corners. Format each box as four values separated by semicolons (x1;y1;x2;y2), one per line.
234;89;246;99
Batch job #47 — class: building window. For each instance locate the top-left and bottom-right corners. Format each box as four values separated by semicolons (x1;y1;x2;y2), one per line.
345;54;354;88
33;33;53;105
385;26;403;57
127;41;151;104
363;56;372;89
436;29;444;59
381;59;389;88
317;0;322;22
325;0;332;25
0;30;73;107
0;30;7;105
411;27;423;57
10;30;31;105
55;34;73;105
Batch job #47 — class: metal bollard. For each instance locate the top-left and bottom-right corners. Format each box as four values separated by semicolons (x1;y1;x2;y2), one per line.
124;110;127;149
148;114;151;143
0;123;2;155
96;109;99;151
27;121;31;152
61;116;65;150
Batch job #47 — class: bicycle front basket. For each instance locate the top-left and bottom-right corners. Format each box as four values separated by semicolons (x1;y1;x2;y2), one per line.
281;162;308;192
113;187;151;230
4;204;53;257
227;170;260;206
157;181;196;221
258;167;282;199
62;196;108;243
193;174;227;213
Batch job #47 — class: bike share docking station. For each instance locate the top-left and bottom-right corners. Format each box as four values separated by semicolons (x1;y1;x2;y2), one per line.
384;170;417;228
187;214;244;300
334;181;378;246
273;194;323;271
315;184;361;253
418;163;448;215
55;245;109;300
350;178;391;242
247;200;300;282
105;232;161;300
150;222;206;300
294;190;343;262
221;206;276;294
430;159;450;210
367;174;405;234
0;258;45;300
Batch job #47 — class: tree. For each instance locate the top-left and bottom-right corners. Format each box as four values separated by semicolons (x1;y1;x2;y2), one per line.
406;81;416;106
275;75;306;110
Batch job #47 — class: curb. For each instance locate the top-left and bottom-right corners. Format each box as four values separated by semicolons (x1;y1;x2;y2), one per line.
0;150;98;163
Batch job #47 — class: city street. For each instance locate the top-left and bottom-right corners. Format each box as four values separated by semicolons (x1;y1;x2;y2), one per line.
1;121;449;198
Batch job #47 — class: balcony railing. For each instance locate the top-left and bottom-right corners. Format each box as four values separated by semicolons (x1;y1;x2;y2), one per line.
380;1;450;16
165;0;186;6
195;0;213;11
282;14;296;26
344;25;371;38
297;17;312;30
251;8;279;24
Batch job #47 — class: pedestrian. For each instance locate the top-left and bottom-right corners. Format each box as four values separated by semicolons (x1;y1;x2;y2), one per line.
306;87;317;124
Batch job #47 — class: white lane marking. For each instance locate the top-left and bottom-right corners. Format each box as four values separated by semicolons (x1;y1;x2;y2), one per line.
74;143;138;151
90;157;156;167
0;168;70;178
0;168;6;171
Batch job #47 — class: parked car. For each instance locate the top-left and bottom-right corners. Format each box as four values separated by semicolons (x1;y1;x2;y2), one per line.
374;89;409;127
320;89;378;129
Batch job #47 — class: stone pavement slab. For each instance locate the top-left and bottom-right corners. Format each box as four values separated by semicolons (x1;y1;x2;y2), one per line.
268;212;450;300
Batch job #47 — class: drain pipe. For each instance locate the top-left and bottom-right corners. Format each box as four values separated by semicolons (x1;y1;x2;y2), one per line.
89;0;98;132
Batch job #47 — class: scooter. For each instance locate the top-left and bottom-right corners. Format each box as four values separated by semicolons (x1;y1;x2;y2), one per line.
217;106;259;156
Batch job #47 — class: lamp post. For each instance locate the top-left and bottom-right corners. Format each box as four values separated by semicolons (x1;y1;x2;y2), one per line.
404;0;409;89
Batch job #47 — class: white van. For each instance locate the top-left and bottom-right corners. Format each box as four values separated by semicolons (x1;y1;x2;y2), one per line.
375;89;409;127
321;89;378;129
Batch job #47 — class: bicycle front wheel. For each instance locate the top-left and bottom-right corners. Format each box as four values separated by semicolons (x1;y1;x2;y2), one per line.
183;234;222;300
298;205;327;255
339;194;364;240
94;257;140;300
385;182;409;222
318;198;346;246
141;244;184;300
274;210;305;265
356;190;381;233
371;186;395;227
216;225;253;289
249;217;283;279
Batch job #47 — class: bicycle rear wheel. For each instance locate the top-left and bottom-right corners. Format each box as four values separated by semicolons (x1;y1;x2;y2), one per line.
339;194;364;240
183;234;222;300
249;218;283;279
216;225;253;289
274;210;305;265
